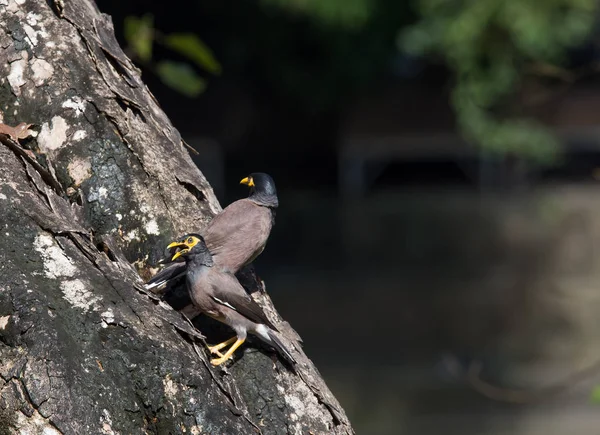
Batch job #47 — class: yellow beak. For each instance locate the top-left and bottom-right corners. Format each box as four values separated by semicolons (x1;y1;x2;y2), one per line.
240;176;254;187
171;250;186;261
167;241;189;261
167;241;187;250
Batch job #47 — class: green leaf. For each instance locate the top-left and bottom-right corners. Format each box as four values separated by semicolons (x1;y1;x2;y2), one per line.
124;14;154;63
591;385;600;404
155;61;206;97
163;33;222;75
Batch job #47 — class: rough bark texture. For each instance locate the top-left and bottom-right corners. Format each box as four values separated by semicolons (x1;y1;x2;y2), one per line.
0;0;354;434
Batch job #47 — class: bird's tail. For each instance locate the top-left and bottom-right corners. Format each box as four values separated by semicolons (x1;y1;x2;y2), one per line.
255;324;296;366
268;330;296;366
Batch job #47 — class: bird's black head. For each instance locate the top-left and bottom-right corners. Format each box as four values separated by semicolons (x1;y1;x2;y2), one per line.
167;233;213;266
240;172;278;208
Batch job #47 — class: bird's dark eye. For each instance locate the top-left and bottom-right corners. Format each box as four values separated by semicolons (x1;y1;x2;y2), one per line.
187;237;194;244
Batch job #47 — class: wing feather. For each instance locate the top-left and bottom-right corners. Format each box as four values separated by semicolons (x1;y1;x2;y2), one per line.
207;270;278;331
145;262;186;290
204;199;273;272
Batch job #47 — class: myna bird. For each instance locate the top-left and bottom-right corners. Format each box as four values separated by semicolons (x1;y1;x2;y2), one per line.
167;233;295;366
145;172;278;291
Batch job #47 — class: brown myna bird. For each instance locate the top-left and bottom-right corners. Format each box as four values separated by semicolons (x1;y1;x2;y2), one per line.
167;233;295;366
145;172;278;291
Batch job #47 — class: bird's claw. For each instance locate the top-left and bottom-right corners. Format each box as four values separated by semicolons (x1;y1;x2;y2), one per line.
207;346;224;358
210;355;231;366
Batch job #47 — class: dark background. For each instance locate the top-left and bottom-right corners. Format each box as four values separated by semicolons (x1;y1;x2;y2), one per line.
98;1;600;433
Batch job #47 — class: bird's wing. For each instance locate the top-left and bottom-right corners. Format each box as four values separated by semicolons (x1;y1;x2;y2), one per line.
207;270;278;331
145;262;187;290
204;199;273;272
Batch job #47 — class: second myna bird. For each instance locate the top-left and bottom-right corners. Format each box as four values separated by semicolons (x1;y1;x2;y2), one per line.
145;172;278;291
167;233;295;366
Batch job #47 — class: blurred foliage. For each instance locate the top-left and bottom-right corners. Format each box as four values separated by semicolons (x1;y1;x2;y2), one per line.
124;14;221;97
263;0;373;27
252;0;410;111
155;61;206;96
124;14;153;62
163;33;222;75
591;385;600;404
399;0;598;160
108;1;408;113
266;0;597;159
113;0;599;158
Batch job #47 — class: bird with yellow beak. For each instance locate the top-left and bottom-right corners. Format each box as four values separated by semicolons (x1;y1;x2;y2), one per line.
166;233;295;366
145;172;278;291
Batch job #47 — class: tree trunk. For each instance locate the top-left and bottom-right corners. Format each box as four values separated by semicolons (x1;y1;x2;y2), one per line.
0;1;354;434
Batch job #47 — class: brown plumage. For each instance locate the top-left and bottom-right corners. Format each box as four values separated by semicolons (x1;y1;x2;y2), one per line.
145;173;277;291
169;234;295;366
203;198;273;273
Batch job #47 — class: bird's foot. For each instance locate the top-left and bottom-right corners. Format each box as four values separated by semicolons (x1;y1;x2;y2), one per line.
210;355;232;366
206;336;237;358
207;345;224;358
208;338;244;366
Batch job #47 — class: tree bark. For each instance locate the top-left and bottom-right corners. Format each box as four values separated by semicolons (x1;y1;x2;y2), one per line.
0;1;354;434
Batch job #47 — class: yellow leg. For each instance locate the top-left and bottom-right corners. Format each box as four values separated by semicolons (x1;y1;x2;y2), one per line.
210;338;245;366
207;336;237;357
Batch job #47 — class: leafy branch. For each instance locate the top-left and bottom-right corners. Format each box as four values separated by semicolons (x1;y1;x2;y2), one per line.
123;14;222;97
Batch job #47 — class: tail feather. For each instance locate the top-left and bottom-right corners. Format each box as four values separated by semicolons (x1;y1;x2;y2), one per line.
266;329;296;366
253;324;296;366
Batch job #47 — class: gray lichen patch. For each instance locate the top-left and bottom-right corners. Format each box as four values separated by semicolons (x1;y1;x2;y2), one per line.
33;233;77;279
61;96;86;117
30;58;54;86
59;278;101;312
2;2;57;98
7;52;27;96
13;409;61;435
162;373;185;400
32;232;100;312
37;116;69;152
23;13;49;48
66;156;91;187
276;376;332;434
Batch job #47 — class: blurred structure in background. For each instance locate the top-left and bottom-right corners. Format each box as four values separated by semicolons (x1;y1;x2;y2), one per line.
99;0;600;433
